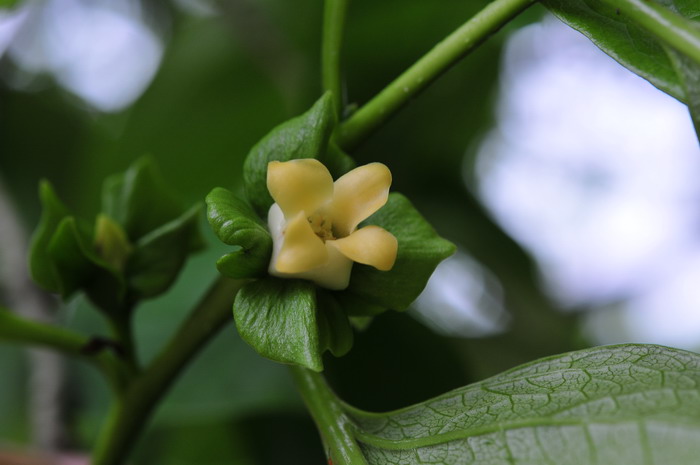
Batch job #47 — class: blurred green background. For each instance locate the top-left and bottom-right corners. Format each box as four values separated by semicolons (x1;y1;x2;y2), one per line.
0;0;630;463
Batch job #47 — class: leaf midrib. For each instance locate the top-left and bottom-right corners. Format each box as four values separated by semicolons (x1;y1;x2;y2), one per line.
351;414;699;451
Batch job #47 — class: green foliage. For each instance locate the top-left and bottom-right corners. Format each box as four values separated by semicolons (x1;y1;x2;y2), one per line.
541;0;699;102
8;0;700;464
102;157;187;242
317;291;354;357
234;278;323;372
345;344;700;464
206;187;273;279
28;157;203;313
126;205;203;299
339;193;456;311
0;0;21;8
667;48;700;138
29;180;72;292
243;92;338;217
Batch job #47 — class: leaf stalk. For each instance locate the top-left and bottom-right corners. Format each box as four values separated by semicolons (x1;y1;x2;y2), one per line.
290;366;369;465
338;0;535;149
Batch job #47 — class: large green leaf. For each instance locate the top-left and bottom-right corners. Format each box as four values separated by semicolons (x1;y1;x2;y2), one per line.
339;193;456;311
233;278;323;372
206;187;272;279
242;92;337;217
345;344;700;465
541;0;700;101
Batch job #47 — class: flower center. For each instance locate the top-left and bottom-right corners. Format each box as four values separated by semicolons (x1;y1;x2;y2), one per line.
307;211;335;242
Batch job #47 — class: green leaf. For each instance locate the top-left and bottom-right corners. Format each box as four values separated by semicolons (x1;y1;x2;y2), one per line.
541;0;700;101
336;292;386;317
321;142;356;179
666;47;700;139
47;217;125;312
346;344;700;465
28;180;71;293
127;204;203;299
242;92;337;217
340;193;455;311
233;278;323;371
101;156;183;242
206;187;273;279
0;0;22;8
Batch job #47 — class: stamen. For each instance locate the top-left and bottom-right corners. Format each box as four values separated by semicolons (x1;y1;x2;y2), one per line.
308;212;335;241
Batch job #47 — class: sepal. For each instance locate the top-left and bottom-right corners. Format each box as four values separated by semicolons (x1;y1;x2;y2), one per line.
233;278;324;371
206;187;272;279
243;92;348;217
342;193;456;310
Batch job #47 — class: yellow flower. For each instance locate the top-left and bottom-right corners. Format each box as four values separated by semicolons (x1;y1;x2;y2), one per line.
266;159;398;290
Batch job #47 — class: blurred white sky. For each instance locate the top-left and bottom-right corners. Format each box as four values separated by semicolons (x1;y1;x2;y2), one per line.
1;0;162;112
474;16;700;350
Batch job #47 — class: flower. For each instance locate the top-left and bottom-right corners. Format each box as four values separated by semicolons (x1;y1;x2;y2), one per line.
266;159;398;290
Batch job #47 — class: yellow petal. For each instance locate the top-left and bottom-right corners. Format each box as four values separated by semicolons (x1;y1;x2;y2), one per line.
267;159;334;218
331;163;391;237
274;211;328;273
330;225;398;271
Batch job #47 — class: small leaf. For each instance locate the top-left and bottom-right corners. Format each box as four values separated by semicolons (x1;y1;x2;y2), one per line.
127;204;203;299
243;92;337;217
340;193;455;311
102;156;183;242
347;344;700;465
29;181;72;293
206;187;272;278
47;217;125;312
234;278;323;371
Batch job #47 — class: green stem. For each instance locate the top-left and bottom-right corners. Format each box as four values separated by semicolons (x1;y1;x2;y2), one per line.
0;307;88;355
338;0;534;149
0;307;127;391
601;0;700;65
322;0;350;117
92;277;242;465
108;311;140;377
290;366;368;465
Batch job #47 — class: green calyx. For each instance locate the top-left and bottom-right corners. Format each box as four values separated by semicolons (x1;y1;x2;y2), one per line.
207;93;456;371
29;157;203;315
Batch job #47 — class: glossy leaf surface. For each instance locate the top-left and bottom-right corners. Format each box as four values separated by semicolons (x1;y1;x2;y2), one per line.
542;0;700;101
234;278;323;371
206;187;273;279
347;344;700;465
340;193;456;311
243;92;337;217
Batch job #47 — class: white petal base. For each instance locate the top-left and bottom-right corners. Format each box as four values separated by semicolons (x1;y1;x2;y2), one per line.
268;203;354;290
